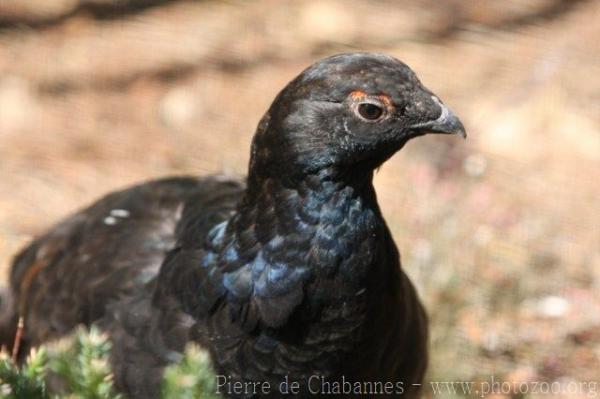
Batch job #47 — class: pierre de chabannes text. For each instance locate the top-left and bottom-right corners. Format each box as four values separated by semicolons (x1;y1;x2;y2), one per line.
216;375;408;396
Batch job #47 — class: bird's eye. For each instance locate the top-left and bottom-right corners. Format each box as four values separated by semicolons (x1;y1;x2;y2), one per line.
357;103;384;121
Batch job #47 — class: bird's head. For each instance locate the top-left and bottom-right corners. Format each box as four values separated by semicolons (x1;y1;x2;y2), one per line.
249;53;465;183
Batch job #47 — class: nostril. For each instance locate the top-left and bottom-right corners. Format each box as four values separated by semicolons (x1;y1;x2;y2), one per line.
397;103;408;116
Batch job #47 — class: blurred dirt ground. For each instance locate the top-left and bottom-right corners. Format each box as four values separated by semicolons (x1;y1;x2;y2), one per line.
0;0;599;397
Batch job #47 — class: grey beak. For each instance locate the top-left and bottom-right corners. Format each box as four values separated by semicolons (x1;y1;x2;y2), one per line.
412;97;466;139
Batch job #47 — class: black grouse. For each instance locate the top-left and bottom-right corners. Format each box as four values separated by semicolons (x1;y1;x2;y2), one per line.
0;53;465;398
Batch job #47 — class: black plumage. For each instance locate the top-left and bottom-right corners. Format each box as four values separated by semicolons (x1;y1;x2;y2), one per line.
0;53;465;398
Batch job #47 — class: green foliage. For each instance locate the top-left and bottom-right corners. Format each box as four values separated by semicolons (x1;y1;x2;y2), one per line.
162;345;221;399
0;348;49;399
0;328;222;399
48;327;121;399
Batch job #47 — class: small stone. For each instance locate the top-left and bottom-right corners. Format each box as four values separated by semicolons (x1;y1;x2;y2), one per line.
0;77;39;134
159;87;198;129
536;296;570;318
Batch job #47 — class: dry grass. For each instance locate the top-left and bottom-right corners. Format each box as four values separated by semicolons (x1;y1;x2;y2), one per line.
0;1;599;397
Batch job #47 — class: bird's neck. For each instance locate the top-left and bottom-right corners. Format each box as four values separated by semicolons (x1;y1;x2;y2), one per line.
215;167;386;295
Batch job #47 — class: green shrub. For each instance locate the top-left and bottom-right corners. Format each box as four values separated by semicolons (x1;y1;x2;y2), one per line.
0;327;222;399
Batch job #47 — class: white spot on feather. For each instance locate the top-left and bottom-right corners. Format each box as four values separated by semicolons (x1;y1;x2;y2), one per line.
103;216;118;225
104;209;130;225
110;209;130;218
